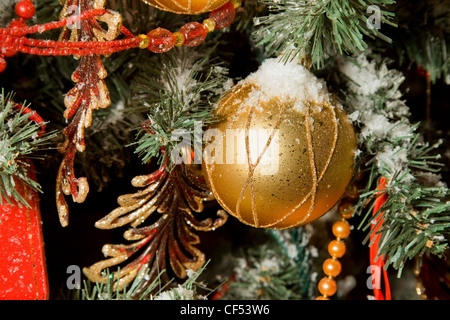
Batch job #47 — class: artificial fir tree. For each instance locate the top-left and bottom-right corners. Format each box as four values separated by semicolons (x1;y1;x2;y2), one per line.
0;0;449;300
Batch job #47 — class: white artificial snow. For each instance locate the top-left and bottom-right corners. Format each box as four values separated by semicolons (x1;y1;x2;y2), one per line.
153;284;195;300
337;53;418;183
339;53;410;121
376;145;414;183
186;268;197;279
339;56;386;96
259;256;281;273
237;58;333;113
360;113;394;139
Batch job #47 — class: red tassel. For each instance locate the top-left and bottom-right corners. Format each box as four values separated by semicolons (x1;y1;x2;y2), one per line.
0;166;49;300
369;177;391;300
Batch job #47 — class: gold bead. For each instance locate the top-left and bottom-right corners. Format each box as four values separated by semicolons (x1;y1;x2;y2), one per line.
318;277;337;297
137;34;149;49
203;18;216;33
328;240;346;258
173;32;185;47
230;0;242;9
344;183;359;199
323;258;342;277
338;201;354;219
332;220;351;239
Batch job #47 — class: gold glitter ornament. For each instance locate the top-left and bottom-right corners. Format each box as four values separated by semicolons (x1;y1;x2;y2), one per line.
141;0;229;14
202;58;357;229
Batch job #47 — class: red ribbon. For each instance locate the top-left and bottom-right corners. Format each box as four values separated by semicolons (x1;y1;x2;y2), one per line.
11;101;46;136
369;177;391;300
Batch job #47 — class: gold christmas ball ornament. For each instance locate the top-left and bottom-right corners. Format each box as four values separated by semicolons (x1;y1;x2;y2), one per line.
202;58;357;229
142;0;229;14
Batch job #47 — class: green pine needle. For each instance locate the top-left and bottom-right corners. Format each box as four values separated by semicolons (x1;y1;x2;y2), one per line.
77;262;211;300
253;0;397;67
335;54;450;276
130;47;231;168
0;89;57;208
223;228;315;300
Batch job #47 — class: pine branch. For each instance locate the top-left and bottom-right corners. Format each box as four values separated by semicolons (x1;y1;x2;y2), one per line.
129;46;232;168
252;0;397;67
393;0;450;84
334;53;450;275
222;227;315;300
0;89;57;207
76;262;210;300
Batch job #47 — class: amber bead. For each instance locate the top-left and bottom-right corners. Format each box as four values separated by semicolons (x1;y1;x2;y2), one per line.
203;18;216;33
209;2;236;30
315;296;329;300
173;32;185;47
147;28;176;53
332;220;351;239
328;240;346;258
230;0;242;9
137;34;149;49
180;22;207;47
344;183;359;199
15;0;35;20
338;201;354;219
318;277;337;296
323;258;342;277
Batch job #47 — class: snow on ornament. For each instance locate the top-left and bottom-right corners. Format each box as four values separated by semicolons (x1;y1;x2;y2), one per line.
202;58;357;229
142;0;229;14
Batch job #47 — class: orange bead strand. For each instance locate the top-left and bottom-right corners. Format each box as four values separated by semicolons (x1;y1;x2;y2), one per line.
318;277;337;297
316;196;356;300
332;220;351;239
328;239;346;258
323;258;342;277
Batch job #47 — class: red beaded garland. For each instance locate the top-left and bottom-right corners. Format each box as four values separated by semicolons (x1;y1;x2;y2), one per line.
209;2;235;30
15;0;35;20
8;19;28;36
180;22;207;47
147;28;176;53
1;46;17;58
0;2;241;73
